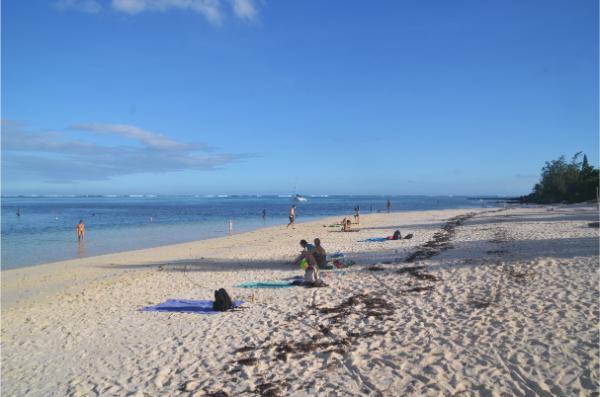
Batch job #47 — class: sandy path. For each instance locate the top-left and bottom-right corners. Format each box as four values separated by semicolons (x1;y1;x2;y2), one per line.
1;205;598;396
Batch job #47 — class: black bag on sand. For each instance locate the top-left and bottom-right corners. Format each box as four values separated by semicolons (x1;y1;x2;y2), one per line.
213;288;234;311
404;233;414;239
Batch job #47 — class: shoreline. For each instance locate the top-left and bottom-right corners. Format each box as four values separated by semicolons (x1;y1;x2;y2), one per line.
1;210;418;308
1;198;490;270
0;207;490;308
2;205;598;396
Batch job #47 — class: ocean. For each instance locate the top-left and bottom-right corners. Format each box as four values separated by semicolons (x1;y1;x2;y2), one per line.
1;195;494;269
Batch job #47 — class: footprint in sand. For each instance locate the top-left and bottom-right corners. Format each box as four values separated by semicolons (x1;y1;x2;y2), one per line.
153;367;171;388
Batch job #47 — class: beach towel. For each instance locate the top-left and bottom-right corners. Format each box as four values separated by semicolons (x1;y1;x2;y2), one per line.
141;299;243;314
236;281;295;289
360;237;388;242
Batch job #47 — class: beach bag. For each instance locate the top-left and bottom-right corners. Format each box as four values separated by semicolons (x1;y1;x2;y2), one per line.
213;288;234;311
404;233;413;240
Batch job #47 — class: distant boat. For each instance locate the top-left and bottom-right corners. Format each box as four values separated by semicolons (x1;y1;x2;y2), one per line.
293;194;308;202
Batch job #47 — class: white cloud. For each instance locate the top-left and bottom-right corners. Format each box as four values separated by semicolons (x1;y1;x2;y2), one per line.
55;0;261;25
54;0;103;13
110;0;260;25
69;123;208;151
231;0;257;21
2;120;251;183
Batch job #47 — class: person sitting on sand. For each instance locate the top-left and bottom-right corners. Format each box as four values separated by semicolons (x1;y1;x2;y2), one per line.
313;238;327;268
342;219;359;232
292;240;319;283
76;219;85;242
387;230;401;240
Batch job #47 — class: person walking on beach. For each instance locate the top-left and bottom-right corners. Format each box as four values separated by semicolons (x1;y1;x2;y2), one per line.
287;205;296;228
387;199;392;213
354;206;360;225
76;219;85;242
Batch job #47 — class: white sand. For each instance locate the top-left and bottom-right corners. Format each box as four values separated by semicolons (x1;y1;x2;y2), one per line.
1;205;598;396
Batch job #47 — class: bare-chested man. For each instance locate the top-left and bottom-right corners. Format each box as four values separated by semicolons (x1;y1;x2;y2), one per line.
76;219;85;241
287;205;296;228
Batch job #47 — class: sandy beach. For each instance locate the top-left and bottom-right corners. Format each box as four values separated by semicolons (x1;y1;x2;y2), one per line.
1;205;598;396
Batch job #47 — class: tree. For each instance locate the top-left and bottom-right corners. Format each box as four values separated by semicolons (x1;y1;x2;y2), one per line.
521;152;599;204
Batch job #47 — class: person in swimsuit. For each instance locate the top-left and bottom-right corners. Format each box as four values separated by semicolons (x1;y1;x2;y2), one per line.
313;238;327;269
76;219;85;241
292;239;319;283
354;206;360;224
387;230;401;240
287;205;296;228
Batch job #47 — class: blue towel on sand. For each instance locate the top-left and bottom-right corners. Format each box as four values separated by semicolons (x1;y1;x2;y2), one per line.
236;281;295;289
360;237;388;242
141;299;243;314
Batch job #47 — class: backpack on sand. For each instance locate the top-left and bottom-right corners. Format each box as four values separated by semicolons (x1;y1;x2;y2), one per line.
404;233;414;240
213;288;234;311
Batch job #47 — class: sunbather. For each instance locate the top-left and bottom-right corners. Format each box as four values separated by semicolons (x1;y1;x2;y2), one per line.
342;219;359;232
387;230;401;240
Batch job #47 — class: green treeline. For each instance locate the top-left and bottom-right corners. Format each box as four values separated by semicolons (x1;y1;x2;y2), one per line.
520;152;599;204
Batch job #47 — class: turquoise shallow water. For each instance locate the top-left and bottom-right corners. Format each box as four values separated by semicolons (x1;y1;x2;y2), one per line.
1;195;493;269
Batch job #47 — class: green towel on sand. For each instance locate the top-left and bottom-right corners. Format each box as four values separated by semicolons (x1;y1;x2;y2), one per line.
236;281;295;289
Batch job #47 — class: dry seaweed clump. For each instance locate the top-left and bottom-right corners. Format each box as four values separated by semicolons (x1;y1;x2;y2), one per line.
405;213;476;262
504;265;536;284
318;294;395;321
395;265;440;282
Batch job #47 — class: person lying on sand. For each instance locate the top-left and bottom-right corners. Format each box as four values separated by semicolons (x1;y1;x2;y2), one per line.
324;217;359;228
387;230;401;240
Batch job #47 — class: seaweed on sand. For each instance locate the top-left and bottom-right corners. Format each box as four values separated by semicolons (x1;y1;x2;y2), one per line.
395;265;439;282
404;213;476;262
253;380;288;397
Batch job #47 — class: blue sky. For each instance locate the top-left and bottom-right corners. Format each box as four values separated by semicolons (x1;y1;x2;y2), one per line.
2;0;598;196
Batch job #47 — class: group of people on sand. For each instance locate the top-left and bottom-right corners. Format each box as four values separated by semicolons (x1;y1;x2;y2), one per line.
291;238;327;285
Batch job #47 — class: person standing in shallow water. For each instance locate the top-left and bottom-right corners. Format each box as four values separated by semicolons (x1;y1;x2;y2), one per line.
287;205;296;228
76;219;85;242
387;199;392;213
